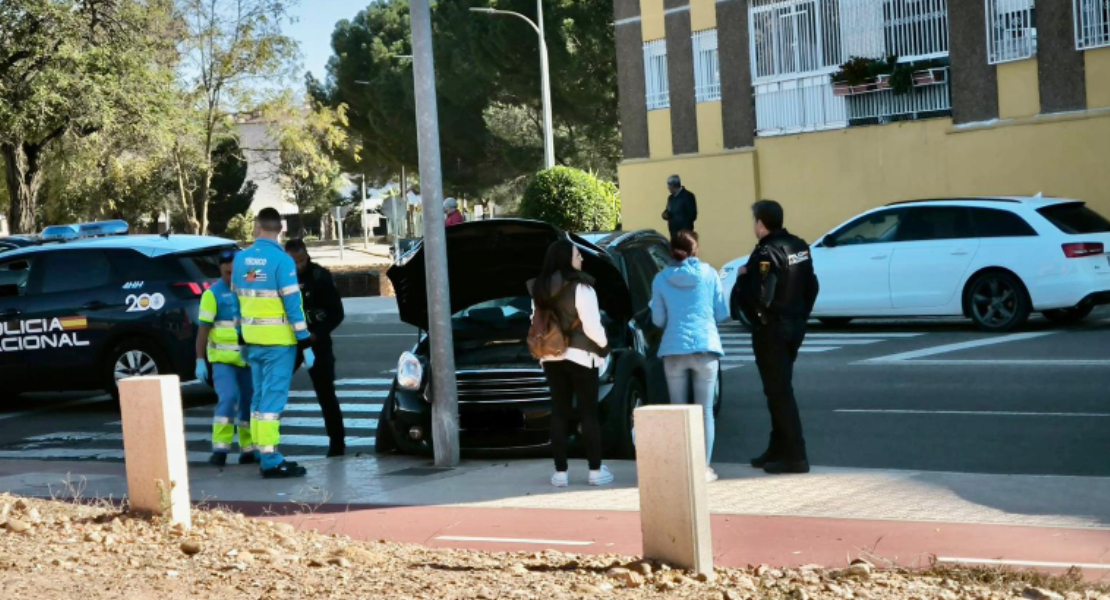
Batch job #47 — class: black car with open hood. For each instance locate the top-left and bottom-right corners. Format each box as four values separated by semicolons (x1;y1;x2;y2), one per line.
376;219;719;458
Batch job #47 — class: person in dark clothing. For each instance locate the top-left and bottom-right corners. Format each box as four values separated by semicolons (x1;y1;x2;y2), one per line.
528;238;613;488
285;239;347;457
662;175;698;236
734;200;820;475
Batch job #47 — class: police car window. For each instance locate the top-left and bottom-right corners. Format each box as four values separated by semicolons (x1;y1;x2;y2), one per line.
828;209;905;246
179;249;226;280
897;207;974;242
0;259;32;297
969;208;1037;238
40;251;110;294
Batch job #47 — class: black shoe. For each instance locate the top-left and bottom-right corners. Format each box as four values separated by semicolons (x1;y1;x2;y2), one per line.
261;461;308;479
238;453;258;465
326;444;345;458
209;452;228;467
750;451;777;469
763;459;810;475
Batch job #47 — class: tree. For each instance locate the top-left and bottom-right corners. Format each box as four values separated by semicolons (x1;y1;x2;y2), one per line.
519;166;620;232
204;138;256;235
0;0;180;233
177;0;299;233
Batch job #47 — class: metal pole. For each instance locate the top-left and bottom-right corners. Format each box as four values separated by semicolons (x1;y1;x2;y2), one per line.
410;0;459;467
395;164;404;261
537;0;554;169
361;175;369;250
335;206;345;261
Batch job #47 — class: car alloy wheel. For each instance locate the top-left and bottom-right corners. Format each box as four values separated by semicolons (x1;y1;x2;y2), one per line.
114;350;159;381
969;273;1029;332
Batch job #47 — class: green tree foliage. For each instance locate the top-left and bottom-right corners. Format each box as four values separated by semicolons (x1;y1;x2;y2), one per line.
204;139;257;236
225;211;255;243
266;97;358;220
519;166;620;233
0;0;180;233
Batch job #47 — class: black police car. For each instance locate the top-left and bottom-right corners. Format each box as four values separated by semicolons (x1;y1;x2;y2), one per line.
0;221;237;397
376;219;722;459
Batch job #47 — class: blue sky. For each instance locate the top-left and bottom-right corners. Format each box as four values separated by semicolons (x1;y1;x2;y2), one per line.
288;0;367;83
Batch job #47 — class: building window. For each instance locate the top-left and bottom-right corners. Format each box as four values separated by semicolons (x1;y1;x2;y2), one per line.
643;39;670;111
986;0;1036;64
692;29;722;103
1075;0;1110;49
749;0;951;136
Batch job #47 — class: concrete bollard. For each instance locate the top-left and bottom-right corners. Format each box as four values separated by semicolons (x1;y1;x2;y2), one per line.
633;405;712;575
118;375;191;528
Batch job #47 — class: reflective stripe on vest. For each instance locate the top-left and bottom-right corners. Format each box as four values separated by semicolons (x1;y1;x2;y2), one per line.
207;323;245;366
238;296;297;346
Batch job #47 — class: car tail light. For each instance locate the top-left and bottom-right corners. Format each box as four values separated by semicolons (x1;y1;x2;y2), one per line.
1062;243;1104;258
172;281;211;297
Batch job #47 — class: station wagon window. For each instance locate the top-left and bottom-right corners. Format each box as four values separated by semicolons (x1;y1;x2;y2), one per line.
897;207;974;242
0;259;32;297
827;209;906;246
39;251;110;294
1037;203;1110;234
969;208;1037;237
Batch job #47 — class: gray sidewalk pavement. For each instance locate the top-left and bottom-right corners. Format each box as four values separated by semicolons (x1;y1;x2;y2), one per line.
1;456;1107;530
342;296;400;324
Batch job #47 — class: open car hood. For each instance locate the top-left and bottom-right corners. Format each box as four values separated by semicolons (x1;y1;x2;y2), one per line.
388;219;633;330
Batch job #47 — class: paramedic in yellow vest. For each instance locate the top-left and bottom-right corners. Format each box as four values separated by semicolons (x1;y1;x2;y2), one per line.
232;208;314;479
194;248;256;467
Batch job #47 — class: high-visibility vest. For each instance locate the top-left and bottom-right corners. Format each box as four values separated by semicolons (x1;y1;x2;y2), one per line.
198;281;246;367
232;238;309;347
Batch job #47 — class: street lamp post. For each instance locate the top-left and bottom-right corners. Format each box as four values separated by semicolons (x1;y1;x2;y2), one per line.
471;1;555;169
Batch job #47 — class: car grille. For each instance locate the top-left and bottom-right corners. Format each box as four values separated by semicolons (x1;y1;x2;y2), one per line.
456;369;550;404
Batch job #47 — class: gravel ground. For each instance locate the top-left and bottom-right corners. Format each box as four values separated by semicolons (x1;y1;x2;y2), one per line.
1;493;1107;600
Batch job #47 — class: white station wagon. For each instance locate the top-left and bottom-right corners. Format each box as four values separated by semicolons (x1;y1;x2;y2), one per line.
720;197;1110;332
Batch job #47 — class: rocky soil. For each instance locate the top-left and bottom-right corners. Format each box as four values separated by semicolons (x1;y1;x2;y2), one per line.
1;493;1107;600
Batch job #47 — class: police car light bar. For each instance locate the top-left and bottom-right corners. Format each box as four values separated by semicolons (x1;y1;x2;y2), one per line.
41;220;129;242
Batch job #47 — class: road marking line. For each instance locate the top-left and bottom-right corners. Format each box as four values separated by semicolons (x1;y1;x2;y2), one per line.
722;347;838;360
0;395;112;422
860;359;1110;366
721;365;743;371
280;403;383;413
720;332;925;338
110;417;381;429
335;378;393;386
937;557;1110;570
435;536;594;547
861;332;1055;363
836;409;1110;417
332;333;417;338
722;339;882;346
21;431;376;447
289;390;388;399
0;449;315;463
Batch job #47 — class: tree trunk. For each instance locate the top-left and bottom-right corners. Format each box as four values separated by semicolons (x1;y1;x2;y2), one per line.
171;146;200;234
2;142;44;234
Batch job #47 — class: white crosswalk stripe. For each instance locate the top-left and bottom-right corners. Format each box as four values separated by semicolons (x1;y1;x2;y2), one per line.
715;326;926;362
1;379;392;463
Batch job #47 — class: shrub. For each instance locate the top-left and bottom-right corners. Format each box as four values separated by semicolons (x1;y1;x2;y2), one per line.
225;211;255;243
519;167;621;233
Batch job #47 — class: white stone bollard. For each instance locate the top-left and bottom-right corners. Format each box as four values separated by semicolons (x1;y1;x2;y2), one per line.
633;405;712;575
118;375;191;528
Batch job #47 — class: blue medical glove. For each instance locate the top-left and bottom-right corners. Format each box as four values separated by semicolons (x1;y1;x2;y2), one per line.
303;347;316;369
195;359;208;383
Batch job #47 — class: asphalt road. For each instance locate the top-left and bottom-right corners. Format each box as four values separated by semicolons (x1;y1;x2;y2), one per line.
1;308;1108;476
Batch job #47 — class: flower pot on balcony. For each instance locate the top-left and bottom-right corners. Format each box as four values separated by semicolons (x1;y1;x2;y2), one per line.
833;75;892;97
912;67;947;87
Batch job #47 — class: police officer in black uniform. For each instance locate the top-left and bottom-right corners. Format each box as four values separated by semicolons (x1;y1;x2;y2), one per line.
285;239;347;457
733;200;819;474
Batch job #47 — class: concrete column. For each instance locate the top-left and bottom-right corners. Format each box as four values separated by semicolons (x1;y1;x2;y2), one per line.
634;405;713;576
716;0;754;148
615;0;650;159
949;1;999;124
1037;1;1087;114
119;375;191;528
665;1;699;155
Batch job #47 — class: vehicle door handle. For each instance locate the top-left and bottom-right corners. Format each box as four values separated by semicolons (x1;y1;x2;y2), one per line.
951;250;969;256
871;254;888;260
0;308;20;319
82;301;107;311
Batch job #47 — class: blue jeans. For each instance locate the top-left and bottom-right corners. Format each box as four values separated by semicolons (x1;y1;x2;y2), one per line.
663;353;719;464
211;363;253;454
248;345;297;471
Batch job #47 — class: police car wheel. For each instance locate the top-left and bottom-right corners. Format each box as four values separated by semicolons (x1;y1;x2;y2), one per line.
105;339;169;396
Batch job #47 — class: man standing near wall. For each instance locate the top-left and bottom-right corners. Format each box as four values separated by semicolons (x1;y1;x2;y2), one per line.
662;175;697;237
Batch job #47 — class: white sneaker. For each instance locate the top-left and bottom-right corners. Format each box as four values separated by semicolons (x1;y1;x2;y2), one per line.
588;465;614;486
706;468;719;483
551;471;569;488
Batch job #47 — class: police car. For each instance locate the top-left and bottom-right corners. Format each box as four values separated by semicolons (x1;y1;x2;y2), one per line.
0;220;237;397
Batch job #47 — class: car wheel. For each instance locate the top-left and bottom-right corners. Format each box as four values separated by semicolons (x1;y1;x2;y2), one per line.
607;375;645;460
1042;305;1094;324
730;295;753;331
967;272;1030;332
104;339;169;397
817;317;853;327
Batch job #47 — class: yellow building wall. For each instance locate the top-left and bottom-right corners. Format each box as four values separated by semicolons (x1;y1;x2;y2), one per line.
618;151;759;269
640;0;665;41
696;102;724;153
619;114;1110;265
1085;47;1110;109
690;0;717;31
996;58;1041;119
647;109;674;159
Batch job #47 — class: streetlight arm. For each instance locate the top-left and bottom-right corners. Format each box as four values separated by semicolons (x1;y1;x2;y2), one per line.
469;7;542;36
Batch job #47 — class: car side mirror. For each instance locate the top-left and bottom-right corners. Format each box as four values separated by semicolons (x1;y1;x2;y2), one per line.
822;237;837;249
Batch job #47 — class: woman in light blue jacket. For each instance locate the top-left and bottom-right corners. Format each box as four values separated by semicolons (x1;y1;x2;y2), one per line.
650;230;730;482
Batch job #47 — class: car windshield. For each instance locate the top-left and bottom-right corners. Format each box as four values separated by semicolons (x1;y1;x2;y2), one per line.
453;297;533;324
1037;203;1110;234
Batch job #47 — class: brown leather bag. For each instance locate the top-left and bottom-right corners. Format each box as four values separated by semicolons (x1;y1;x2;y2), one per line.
527;285;579;360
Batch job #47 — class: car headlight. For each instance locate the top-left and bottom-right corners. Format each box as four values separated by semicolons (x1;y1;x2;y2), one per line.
396;351;423;391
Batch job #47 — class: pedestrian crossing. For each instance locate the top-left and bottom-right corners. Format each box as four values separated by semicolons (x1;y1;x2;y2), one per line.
715;324;925;364
0;378;390;464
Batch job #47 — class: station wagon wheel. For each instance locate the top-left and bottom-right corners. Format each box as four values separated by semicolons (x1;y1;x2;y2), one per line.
104;338;169;398
967;272;1030;333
